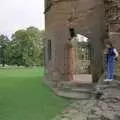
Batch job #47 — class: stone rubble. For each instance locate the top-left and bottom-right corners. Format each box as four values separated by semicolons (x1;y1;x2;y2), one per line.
53;82;120;120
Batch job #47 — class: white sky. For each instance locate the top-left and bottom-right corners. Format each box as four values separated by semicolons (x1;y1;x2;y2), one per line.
0;0;45;38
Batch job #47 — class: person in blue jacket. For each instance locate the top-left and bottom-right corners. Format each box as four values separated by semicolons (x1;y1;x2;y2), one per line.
104;43;119;81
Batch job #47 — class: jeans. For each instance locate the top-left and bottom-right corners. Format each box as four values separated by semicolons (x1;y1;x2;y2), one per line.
107;57;115;80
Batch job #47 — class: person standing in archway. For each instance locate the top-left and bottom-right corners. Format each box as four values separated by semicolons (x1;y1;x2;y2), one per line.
104;43;119;81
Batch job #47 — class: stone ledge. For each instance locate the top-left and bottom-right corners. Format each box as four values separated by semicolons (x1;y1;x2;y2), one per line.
56;89;93;100
43;76;94;100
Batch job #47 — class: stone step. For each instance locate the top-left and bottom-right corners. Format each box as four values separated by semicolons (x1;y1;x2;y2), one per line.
58;82;95;89
59;84;95;93
71;88;94;93
56;90;92;100
73;83;95;88
87;115;100;120
58;87;95;96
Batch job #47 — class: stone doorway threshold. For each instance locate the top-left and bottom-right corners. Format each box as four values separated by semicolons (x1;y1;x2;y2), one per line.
72;74;92;84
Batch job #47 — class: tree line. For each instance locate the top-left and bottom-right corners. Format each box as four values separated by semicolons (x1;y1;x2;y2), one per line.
0;27;45;67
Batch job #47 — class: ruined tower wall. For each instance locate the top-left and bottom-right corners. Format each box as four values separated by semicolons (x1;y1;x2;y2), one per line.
45;0;105;82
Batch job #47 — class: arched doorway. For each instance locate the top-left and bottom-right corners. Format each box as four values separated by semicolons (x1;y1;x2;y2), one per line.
67;34;92;83
75;34;91;74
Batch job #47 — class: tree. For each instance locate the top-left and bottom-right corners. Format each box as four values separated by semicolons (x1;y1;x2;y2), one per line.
0;34;9;66
26;27;45;66
8;27;45;66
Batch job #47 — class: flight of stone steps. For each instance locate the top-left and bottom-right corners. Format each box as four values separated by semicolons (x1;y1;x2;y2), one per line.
57;82;95;99
55;72;120;100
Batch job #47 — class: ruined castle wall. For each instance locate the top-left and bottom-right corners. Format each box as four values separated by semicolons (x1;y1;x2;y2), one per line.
45;0;105;82
104;0;120;48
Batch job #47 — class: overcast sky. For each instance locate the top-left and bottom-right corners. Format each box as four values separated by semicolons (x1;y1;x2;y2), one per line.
0;0;45;37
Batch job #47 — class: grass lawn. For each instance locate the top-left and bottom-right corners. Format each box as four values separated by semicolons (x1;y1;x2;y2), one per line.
0;67;68;120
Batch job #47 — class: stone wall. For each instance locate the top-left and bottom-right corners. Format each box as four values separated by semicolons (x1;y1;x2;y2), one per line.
76;60;91;74
45;0;105;82
104;0;120;47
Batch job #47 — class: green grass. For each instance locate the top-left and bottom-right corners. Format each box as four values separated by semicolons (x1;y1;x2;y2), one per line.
0;67;68;120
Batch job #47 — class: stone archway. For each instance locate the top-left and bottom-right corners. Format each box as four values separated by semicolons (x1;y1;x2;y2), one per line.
67;34;92;83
